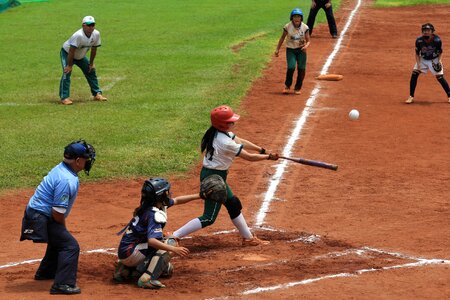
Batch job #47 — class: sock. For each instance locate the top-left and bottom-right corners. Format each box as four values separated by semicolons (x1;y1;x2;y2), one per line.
173;218;202;238
231;213;253;239
436;76;450;96
410;72;419;97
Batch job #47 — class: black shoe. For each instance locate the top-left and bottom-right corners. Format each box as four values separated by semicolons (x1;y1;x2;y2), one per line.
50;284;81;295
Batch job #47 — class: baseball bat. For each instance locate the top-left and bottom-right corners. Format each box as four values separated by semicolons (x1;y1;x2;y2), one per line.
280;156;338;171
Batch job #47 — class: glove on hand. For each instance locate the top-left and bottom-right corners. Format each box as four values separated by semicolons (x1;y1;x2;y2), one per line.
200;174;227;204
432;61;442;72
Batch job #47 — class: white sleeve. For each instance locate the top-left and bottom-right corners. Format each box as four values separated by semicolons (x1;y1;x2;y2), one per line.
52;206;67;214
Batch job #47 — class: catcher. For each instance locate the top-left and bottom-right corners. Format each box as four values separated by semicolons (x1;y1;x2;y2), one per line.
113;177;201;289
406;23;450;104
173;105;279;246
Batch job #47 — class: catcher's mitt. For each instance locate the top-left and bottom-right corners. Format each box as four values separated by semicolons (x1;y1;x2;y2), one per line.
432;61;442;72
200;174;227;204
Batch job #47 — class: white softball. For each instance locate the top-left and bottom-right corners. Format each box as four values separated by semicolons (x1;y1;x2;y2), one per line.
348;109;359;121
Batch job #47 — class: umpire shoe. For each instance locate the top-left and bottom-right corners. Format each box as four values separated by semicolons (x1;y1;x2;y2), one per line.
242;235;270;246
50;284;81;295
93;93;108;101
405;96;414;104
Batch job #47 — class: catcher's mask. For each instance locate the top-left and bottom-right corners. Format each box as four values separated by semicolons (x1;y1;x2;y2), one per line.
141;177;171;207
421;23;435;33
64;140;96;175
210;105;240;132
290;8;303;21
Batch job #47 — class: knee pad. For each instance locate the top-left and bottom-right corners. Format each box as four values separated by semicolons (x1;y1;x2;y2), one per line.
137;250;171;280
224;196;242;219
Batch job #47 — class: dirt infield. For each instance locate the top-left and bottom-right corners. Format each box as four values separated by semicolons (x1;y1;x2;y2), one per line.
1;1;449;299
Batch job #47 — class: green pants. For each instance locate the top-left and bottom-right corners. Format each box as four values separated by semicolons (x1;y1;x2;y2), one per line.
59;48;102;100
285;47;307;90
197;167;235;228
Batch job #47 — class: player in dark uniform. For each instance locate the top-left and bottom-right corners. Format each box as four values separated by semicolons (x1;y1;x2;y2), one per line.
113;178;199;289
306;0;338;38
406;23;450;104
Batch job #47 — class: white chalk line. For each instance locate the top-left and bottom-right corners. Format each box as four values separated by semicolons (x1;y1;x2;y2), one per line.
255;0;362;227
1;0;448;297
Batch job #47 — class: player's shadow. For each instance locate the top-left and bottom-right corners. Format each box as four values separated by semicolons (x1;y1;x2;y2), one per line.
4;279;52;294
404;99;446;106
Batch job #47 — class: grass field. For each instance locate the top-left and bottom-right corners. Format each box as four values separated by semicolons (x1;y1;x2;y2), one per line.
1;0;446;191
0;0;343;191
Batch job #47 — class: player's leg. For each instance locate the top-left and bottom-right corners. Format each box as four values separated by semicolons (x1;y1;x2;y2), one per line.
294;50;307;93
137;250;171;289
306;7;319;36
77;56;104;99
435;75;450;102
406;70;421;103
59;49;72;104
324;5;338;37
35;244;58;280
284;48;297;92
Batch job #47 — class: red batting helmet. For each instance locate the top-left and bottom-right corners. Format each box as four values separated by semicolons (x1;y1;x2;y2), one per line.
210;105;240;131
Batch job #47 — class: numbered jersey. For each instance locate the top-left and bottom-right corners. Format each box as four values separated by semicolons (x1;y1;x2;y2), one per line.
415;35;443;60
283;21;309;49
118;199;174;259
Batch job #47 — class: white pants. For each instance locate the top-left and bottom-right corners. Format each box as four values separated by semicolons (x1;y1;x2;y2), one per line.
120;243;147;267
414;58;444;76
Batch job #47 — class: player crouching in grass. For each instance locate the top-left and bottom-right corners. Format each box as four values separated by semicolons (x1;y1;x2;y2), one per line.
113;178;200;289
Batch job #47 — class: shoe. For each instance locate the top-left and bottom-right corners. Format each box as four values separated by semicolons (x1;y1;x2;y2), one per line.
93;93;107;101
61;98;73;105
242;235;270;246
137;278;166;289
50;284;81;295
405;96;414;104
294;90;301;95
34;271;54;280
113;261;130;283
282;87;290;94
332;34;338;39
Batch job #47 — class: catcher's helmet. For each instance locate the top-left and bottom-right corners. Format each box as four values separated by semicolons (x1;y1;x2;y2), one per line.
64;140;96;175
210;105;240;131
141;177;171;206
290;8;303;20
421;23;435;33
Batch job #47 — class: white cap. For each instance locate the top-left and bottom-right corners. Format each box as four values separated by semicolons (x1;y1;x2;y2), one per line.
82;16;95;25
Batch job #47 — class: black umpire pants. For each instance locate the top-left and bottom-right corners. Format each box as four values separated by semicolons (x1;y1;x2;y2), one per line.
306;0;338;36
29;209;80;286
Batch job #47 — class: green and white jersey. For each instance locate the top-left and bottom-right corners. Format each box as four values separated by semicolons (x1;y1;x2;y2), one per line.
62;28;101;60
283;22;309;49
203;131;243;171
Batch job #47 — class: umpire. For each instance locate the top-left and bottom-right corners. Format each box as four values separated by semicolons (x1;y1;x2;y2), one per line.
20;140;96;295
306;0;338;38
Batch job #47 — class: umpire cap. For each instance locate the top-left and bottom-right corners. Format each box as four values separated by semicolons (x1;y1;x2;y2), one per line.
64;140;96;160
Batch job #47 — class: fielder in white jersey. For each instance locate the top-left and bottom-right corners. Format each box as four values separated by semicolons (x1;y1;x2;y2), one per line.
59;16;107;105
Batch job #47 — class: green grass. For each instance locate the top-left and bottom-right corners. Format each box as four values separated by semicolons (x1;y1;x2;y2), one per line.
1;0;321;191
375;0;450;6
2;0;446;192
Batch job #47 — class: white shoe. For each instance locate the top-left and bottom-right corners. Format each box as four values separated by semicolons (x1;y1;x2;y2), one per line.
405;96;414;104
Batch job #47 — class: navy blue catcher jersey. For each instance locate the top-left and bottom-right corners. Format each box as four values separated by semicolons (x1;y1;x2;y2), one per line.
118;199;174;259
415;35;443;60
